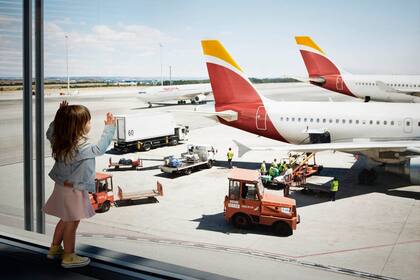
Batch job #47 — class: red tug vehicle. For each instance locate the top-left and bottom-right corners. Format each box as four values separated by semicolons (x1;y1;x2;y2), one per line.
90;172;163;213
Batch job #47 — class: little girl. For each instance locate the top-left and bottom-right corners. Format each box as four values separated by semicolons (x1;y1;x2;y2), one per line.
43;100;116;268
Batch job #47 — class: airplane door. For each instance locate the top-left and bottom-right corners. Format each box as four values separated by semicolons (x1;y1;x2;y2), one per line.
336;76;343;91
403;118;413;133
256;106;267;130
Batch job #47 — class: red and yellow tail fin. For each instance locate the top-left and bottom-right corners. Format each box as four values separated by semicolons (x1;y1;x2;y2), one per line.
201;40;263;106
295;36;341;77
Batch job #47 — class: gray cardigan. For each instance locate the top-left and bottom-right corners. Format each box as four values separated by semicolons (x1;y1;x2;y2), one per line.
47;122;116;193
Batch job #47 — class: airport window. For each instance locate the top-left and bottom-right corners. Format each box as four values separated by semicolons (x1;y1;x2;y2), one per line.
356;120;359;124
280;117;283;121
336;119;339;123
310;118;313;122
376;120;380;125
292;117;295;122
286;117;289;121
349;119;352;124
406;121;411;126
316;118;319;123
369;120;373;125
384;121;387;125
418;122;420;126
391;121;394;125
298;117;301;122
304;118;307;122
329;119;333;123
342;119;346;124
322;118;326;123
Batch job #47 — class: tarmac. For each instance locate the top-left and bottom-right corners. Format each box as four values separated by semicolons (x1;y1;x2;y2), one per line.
0;83;419;279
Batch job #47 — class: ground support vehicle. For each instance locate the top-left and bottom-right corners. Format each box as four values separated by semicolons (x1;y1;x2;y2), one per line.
113;113;189;153
160;144;217;176
295;175;334;196
90;172;163;213
261;152;322;196
224;168;300;236
106;157;143;171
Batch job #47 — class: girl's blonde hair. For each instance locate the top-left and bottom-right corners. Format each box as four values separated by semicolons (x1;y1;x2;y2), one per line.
51;105;91;162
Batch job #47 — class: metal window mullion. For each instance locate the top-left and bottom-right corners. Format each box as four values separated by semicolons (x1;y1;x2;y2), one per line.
35;0;45;234
23;0;33;231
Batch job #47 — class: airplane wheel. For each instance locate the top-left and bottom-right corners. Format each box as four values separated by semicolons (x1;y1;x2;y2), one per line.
358;169;377;185
148;103;152;108
232;213;251;229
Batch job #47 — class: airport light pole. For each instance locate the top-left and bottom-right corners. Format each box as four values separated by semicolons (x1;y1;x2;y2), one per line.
169;65;172;85
65;35;69;94
159;42;163;86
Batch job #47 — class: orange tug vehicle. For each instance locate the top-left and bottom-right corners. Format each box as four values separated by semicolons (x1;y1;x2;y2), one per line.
224;168;300;236
90;172;163;213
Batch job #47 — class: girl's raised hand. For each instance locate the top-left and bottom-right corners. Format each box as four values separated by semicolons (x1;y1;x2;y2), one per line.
59;100;68;108
104;112;116;126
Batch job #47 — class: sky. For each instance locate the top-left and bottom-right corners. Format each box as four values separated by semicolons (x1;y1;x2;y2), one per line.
1;0;420;78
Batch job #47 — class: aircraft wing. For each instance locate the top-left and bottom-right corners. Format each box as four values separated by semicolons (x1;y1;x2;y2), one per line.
233;139;420;158
376;81;420;97
168;109;238;122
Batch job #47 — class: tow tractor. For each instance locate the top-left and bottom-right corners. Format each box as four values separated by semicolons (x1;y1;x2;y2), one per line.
90;172;163;213
224;168;299;236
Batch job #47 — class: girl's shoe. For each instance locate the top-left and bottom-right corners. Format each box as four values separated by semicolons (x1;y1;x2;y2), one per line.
46;245;64;260
61;253;90;268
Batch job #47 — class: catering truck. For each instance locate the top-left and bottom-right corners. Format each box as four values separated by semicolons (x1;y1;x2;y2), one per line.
113;113;189;153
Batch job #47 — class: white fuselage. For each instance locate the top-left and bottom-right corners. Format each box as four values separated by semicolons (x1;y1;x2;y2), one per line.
263;98;420;143
342;74;420;103
137;83;212;103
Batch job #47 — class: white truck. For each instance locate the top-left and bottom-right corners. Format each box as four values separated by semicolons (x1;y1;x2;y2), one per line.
113;113;189;153
160;144;217;176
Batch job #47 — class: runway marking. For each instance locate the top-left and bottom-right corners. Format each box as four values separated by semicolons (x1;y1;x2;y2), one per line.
78;231;407;280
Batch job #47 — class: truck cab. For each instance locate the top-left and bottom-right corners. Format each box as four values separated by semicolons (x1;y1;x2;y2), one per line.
224;168;299;236
175;125;189;142
89;172;115;213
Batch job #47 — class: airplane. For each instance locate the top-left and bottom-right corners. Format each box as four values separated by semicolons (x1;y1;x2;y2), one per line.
295;36;420;103
200;39;420;184
137;83;212;108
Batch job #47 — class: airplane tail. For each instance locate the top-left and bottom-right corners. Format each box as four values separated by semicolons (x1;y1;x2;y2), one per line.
295;36;342;77
201;40;265;107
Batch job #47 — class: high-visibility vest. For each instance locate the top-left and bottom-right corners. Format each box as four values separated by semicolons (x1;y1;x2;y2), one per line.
227;150;234;160
260;163;266;173
330;180;339;192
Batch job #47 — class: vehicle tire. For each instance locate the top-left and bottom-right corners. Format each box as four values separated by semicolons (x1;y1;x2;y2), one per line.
101;201;111;213
206;160;213;168
273;221;292;236
184;168;192;175
232;213;251;229
115;165;119;170
142;142;152;151
170;139;178;146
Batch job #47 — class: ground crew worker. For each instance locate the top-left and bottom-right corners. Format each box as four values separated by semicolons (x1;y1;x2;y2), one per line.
227;148;234;169
271;158;278;169
330;177;339;201
260;160;267;175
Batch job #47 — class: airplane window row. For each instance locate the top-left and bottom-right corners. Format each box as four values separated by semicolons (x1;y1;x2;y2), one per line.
355;82;420;88
279;117;420;127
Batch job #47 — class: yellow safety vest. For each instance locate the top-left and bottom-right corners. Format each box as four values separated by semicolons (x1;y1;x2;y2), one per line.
227;151;234;160
330;180;339;192
260;163;266;173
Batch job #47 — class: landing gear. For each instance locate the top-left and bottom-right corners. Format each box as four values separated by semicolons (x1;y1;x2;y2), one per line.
177;100;187;105
148;102;153;108
364;96;371;102
358;168;377;185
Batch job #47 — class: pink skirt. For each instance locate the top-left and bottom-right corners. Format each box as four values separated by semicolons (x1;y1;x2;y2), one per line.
42;183;95;222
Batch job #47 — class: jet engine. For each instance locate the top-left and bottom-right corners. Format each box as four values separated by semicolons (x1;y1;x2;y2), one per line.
193;94;207;103
385;157;420;184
